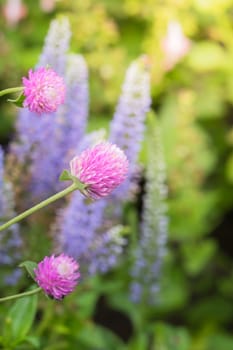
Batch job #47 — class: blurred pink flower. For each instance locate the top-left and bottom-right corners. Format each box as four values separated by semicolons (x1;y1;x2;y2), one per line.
40;0;56;13
70;142;129;200
22;67;66;115
2;0;27;27
34;254;80;300
161;21;191;71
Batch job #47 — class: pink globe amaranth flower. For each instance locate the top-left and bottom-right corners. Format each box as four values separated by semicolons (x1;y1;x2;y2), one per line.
70;142;129;200
161;21;191;71
3;0;28;27
34;254;80;300
40;0;56;13
22;67;66;115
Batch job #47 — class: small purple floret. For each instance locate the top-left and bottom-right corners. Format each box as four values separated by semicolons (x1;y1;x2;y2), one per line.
34;254;80;300
22;67;66;115
70;141;129;200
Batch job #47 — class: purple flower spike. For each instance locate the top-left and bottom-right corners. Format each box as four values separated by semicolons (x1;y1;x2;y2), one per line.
34;254;80;300
22;67;66;114
70;142;129;200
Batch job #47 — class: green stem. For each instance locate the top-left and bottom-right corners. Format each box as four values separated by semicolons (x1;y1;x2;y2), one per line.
0;182;82;232
36;300;54;336
0;87;23;97
0;287;42;303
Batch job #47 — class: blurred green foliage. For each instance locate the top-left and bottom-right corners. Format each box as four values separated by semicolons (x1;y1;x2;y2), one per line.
0;0;233;349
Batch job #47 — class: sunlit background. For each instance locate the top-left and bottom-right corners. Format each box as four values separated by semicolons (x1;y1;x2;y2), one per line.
0;0;233;349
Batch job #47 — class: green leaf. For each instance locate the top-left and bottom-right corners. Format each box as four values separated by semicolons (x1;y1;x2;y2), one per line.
19;261;38;281
153;323;191;350
77;324;125;350
3;292;38;346
75;290;99;318
207;333;233;350
59;169;72;182
225;152;233;183
182;239;216;275
7;92;25;107
128;333;148;350
25;335;40;348
188;297;233;325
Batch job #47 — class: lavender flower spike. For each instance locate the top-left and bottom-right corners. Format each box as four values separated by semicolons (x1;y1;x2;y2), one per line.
87;225;127;275
109;55;151;200
11;17;71;163
70;142;129;200
37;16;71;76
55;131;108;274
56;57;151;278
130;123;169;304
0;147;23;286
58;54;89;164
34;254;80;300
28;54;89;198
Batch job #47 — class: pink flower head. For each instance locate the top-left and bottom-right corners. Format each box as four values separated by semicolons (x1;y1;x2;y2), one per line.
3;0;28;27
161;20;191;71
34;254;80;300
70;142;129;200
22;67;66;115
40;0;56;13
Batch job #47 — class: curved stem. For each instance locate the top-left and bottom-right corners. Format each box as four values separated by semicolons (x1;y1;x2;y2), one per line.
0;287;42;303
0;182;82;232
0;87;23;97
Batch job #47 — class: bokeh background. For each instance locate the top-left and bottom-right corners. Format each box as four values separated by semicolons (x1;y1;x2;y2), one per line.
0;0;233;349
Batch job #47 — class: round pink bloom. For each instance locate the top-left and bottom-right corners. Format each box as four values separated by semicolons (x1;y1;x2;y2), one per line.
161;21;191;71
40;0;56;13
70;142;129;200
3;0;28;27
22;67;66;115
34;254;80;300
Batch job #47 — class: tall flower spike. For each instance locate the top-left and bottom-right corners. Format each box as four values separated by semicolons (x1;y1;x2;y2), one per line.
70;142;129;200
0;147;23;286
56;58;151;277
28;54;89;198
10;21;90;203
55;131;109;276
56;54;89;167
11;17;71;162
130;123;169;304
34;254;80;300
55;195;107;270
0;148;4;214
22;67;66;115
87;225;127;275
55;195;126;277
109;55;151;200
37;17;71;76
